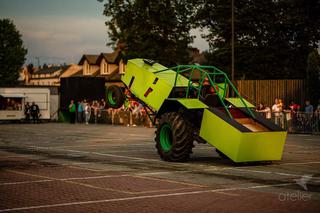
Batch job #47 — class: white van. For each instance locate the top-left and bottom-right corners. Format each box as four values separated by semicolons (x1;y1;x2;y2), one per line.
0;88;50;121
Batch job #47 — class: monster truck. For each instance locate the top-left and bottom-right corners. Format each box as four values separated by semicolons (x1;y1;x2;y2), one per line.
106;58;287;163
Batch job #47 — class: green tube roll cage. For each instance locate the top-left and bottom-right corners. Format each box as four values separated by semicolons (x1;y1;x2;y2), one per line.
154;64;255;119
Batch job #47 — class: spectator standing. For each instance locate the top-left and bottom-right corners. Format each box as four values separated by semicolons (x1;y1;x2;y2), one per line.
84;102;91;124
30;102;40;124
77;100;84;123
272;98;281;125
24;102;31;123
131;101;143;126
68;100;76;124
305;100;314;114
315;99;320;132
82;100;87;121
99;99;106;119
316;99;320;114
303;100;314;132
289;100;300;113
256;103;266;111
278;99;284;111
288;100;300;128
278;99;284;127
91;101;100;124
100;99;106;110
256;102;271;119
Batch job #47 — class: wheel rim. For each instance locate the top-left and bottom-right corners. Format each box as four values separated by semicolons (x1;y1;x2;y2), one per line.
107;90;116;105
160;124;173;152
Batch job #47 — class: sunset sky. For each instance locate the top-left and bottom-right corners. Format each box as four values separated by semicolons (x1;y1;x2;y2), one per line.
0;0;208;66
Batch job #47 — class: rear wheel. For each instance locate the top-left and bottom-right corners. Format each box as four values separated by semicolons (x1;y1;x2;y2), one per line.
155;112;194;161
106;85;125;108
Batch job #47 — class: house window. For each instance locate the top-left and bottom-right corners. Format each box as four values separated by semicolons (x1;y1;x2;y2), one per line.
84;61;90;75
86;63;90;75
101;60;108;75
101;62;104;74
105;62;108;74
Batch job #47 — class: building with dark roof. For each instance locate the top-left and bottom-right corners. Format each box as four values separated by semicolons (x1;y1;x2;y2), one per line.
22;49;125;87
23;64;82;86
77;50;125;87
78;54;100;76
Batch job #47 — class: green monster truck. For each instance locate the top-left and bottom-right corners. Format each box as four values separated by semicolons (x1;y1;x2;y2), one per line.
106;58;287;163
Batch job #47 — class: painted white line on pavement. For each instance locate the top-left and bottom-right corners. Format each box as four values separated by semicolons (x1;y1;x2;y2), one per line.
1;170;190;186
285;144;320;148
280;161;320;165
137;171;189;176
293;134;312;137
12;146;320;179
97;149;154;153
29;145;162;162
62;162;90;166
230;168;320;180
0;182;301;212
0;179;52;186
56;144;151;149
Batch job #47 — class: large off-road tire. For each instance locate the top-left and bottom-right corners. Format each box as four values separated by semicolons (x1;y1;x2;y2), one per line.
106;85;125;108
155;112;194;162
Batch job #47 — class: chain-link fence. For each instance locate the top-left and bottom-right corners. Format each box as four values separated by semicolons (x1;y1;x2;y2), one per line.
61;108;320;134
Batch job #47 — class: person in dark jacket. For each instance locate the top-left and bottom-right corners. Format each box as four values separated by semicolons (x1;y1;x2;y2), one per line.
30;102;40;124
24;102;31;123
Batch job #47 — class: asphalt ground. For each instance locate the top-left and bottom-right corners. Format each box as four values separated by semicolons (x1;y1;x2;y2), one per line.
0;123;319;213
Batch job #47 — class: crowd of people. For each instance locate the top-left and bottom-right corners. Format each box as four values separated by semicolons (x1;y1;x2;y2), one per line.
68;99;106;124
66;97;320;131
256;98;320;132
67;99;153;127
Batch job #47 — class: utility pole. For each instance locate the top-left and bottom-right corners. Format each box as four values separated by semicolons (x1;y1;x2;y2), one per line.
231;0;235;96
35;57;40;68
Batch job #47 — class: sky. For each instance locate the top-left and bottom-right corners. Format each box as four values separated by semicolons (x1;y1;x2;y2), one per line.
0;0;208;66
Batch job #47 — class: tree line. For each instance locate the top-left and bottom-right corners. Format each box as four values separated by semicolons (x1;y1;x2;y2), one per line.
101;0;320;80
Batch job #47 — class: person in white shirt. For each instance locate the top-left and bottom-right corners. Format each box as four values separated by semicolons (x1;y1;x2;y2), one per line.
272;98;281;125
84;102;91;124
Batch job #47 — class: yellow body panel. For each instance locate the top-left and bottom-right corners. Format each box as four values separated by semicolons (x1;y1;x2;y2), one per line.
200;109;287;162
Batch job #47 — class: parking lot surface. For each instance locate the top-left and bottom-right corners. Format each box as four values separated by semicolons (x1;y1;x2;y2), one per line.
0;123;319;212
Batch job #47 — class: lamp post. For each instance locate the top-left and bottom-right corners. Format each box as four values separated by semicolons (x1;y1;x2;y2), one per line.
231;0;235;96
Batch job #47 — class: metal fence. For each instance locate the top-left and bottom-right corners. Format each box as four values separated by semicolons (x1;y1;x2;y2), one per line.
257;111;320;134
70;108;320;134
73;109;154;128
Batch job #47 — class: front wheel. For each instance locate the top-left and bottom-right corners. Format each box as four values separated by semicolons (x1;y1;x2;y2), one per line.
155;112;194;162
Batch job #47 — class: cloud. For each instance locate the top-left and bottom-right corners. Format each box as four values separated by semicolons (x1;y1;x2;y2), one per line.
13;16;112;65
10;15;208;65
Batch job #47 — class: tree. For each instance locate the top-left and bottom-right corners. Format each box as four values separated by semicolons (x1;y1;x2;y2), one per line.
0;19;27;86
101;0;195;66
195;0;320;79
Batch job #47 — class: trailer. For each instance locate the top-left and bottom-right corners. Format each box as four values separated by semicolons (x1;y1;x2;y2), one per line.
0;88;50;121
